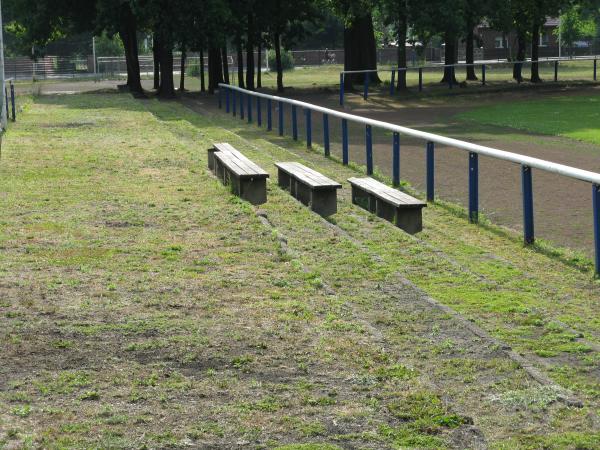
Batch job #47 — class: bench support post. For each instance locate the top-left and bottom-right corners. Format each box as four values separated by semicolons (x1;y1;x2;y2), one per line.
522;165;535;245
305;109;312;148
240;178;267;205
392;132;400;187
426;141;435;201
292;105;298;140
278;101;284;136
396;208;423;234
267;99;272;131
311;189;338;217
342;119;349;165
594;184;600;276
323;114;330;156
469;152;479;223
257;97;262;126
366;125;373;175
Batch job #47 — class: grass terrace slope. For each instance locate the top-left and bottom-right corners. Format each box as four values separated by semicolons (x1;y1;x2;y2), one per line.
0;90;599;449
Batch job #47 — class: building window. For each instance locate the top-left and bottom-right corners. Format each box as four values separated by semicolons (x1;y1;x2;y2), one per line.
494;37;504;48
540;31;550;46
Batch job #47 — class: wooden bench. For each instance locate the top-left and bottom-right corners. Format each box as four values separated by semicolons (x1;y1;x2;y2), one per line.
275;162;341;216
348;177;426;234
208;143;269;205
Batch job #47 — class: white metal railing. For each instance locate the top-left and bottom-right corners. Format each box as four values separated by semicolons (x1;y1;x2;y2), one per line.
218;83;600;275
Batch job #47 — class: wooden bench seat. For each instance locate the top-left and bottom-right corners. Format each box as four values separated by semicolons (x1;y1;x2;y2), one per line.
208;143;269;205
275;162;341;216
348;177;426;234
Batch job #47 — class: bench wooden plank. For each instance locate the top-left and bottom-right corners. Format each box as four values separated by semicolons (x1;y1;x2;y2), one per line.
276;162;341;189
348;177;425;208
215;149;269;179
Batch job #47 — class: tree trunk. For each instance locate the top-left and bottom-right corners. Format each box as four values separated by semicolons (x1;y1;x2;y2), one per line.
157;36;175;98
246;14;255;90
441;32;458;83
179;48;186;91
208;46;223;94
513;30;526;82
343;13;381;89
396;13;407;90
257;41;262;88
531;22;542;82
236;36;245;88
466;26;477;80
274;32;284;92
153;35;160;90
221;46;230;84
118;3;143;94
200;47;206;92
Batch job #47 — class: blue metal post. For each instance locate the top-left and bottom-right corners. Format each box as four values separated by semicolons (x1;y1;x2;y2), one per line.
363;72;369;100
305;109;312;148
365;125;373;175
594;59;597;81
267;99;272;131
257;97;262;126
469;152;479;223
232;89;237;116
225;89;230;113
278;101;284;136
240;92;244;120
390;70;396;96
521;165;534;244
218;88;222;109
392;132;400;187
554;60;558;82
482;64;486;85
342;119;349;165
247;93;252;123
340;73;345;105
418;68;423;92
426;142;435;202
594;184;600;276
292;105;298;140
323;114;330;157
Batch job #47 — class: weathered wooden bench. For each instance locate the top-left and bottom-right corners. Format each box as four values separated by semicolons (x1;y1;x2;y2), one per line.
208;143;269;205
348;177;426;234
275;162;341;216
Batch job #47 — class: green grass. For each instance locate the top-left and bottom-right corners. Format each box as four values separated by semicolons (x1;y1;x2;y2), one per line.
0;90;599;448
459;93;600;145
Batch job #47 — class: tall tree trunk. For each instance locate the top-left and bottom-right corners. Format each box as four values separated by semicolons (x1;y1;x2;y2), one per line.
246;14;255;90
513;30;526;82
236;36;245;88
221;46;230;84
257;41;262;88
200;47;206;92
153;35;160;90
118;3;143;94
531;22;542;82
274;32;284;92
396;13;407;90
466;26;478;80
441;32;459;83
208;46;224;94
343;13;381;89
157;36;175;98
179;48;186;91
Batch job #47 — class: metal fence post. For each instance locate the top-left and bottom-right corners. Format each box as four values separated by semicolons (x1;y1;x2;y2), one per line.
390;70;396;96
257;97;262;126
521;165;534;244
342;119;349;165
426;141;435;201
11;82;16;121
4;86;8;120
469;152;479;223
267;99;272;131
392;132;400;187
363;72;369;100
594;184;600;276
418;68;423;92
366;125;373;175
225;88;230;113
278;101;284;136
323;113;330;156
554;60;558;82
594;59;597;81
305;109;312;148
482;64;486;86
292;105;298;140
240;92;244;120
247;93;252;123
339;73;344;105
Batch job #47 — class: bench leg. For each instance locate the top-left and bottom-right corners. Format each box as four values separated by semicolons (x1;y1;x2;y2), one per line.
295;181;312;207
368;194;377;214
207;148;217;171
395;208;423;234
376;199;396;222
278;169;291;191
229;173;240;196
311;189;338;216
351;185;370;210
240;178;267;205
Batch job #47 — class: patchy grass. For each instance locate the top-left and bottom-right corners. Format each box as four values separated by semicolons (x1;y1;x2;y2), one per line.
0;91;598;448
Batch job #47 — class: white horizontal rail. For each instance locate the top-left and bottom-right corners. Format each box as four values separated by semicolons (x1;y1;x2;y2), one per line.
219;83;600;185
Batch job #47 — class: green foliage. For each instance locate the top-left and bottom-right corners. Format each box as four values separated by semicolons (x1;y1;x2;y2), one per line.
94;32;124;57
268;49;295;71
555;5;596;52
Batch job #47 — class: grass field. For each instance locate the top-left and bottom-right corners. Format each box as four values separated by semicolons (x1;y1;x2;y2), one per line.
1;90;599;448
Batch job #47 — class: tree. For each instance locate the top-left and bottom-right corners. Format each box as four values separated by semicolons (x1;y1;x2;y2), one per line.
379;0;410;90
555;5;596;56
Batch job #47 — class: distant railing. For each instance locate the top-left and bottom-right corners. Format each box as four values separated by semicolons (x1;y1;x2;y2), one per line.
339;56;600;105
218;83;600;275
3;79;17;126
